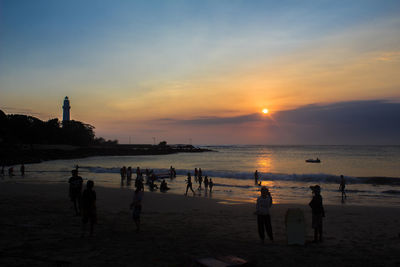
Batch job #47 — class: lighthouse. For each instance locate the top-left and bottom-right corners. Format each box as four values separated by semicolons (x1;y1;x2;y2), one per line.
63;96;71;122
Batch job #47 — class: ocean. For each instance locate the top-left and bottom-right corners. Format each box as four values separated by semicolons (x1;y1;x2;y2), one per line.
4;145;400;206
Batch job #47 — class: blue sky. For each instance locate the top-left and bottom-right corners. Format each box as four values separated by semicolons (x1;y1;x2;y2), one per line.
1;0;400;144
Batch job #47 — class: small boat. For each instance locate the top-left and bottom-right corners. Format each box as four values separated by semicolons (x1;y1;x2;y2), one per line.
305;158;321;163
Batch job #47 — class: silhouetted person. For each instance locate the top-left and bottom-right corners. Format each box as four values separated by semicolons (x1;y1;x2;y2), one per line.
204;176;209;191
130;187;143;232
20;163;25;176
120;166;126;182
309;185;325;243
209;178;214;193
81;180;96;237
185;173;195;196
169;166;176;178
69;170;83;215
135;173;144;191
8;167;14;177
254;170;259;185
136;167;141;179
339;175;347;202
1;165;4;176
160;179;170;192
127;167;132;184
149;175;158;191
198;168;202;181
198;175;203;190
194;168;198;183
256;186;273;243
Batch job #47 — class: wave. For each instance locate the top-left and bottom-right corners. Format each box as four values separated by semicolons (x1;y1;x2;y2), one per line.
80;166;400;186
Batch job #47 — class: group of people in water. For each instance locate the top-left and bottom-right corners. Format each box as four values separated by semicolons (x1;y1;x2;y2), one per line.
185;168;214;196
119;166;175;192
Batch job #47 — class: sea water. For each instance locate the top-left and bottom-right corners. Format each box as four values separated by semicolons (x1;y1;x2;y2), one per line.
3;145;400;206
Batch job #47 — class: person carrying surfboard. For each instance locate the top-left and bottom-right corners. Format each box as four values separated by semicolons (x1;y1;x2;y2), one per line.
256;186;274;243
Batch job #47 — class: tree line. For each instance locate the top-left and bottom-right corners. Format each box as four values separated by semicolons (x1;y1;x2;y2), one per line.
0;109;117;146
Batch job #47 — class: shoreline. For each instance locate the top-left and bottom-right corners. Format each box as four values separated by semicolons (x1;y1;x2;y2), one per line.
0;144;213;166
1;182;399;266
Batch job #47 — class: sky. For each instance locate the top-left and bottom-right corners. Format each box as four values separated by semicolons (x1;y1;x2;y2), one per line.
1;0;400;145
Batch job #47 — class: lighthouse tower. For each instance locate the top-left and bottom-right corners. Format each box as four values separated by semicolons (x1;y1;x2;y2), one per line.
62;96;71;122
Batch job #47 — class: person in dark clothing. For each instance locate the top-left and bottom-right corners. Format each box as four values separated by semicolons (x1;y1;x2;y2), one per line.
68;170;83;215
254;170;259;185
204;176;209;191
160;179;170;192
81;180;96;237
309;185;325;243
198;175;203;190
256;186;273;243
130;187;143;232
185;173;195;196
339;175;347;202
209;178;214;193
20;163;25;176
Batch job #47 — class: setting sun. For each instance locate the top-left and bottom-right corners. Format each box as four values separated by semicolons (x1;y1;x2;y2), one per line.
262;108;269;114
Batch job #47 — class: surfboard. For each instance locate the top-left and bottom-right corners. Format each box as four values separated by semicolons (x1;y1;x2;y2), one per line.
285;208;306;245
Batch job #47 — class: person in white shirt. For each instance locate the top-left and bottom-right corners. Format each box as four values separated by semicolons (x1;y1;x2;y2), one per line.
256;186;273;243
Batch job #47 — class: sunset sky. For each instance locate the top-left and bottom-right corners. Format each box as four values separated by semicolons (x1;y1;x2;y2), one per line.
1;0;400;144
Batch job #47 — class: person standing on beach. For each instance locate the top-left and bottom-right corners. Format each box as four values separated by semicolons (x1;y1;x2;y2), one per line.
68;170;83;215
8;167;14;177
127;167;132;184
120;166;126;183
339;175;346;201
309;185;325;243
185;173;195;196
254;170;259;185
256;186;274;243
20;163;25;176
209;178;214;193
204;176;209;191
198;175;203;190
81;180;96;237
130;187;144;232
194;168;198;183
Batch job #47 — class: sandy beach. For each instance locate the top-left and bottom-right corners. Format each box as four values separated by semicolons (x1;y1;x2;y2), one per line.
0;181;399;267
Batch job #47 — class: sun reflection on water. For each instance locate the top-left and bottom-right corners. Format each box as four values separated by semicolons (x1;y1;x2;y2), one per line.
255;154;272;173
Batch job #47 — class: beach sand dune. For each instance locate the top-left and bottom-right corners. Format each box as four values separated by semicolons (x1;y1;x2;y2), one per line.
0;182;399;266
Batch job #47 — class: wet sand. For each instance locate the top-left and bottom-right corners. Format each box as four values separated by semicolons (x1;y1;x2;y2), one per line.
0;182;399;266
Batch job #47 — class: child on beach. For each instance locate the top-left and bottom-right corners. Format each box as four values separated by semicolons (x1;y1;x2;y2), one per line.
256;186;274;243
194;168;198;183
209;178;213;193
127;166;132;183
68;170;83;215
309;185;325;243
130;187;144;232
204;176;209;191
254;170;259;185
20;163;25;176
339;175;346;201
198;175;203;190
120;166;126;183
81;180;96;237
185;173;195;196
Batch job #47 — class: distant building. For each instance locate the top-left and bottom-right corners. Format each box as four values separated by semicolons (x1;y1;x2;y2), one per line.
63;96;71;122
